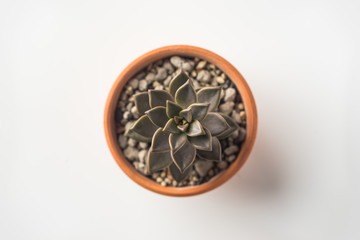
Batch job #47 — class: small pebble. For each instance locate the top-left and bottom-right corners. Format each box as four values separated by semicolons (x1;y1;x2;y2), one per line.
156;177;162;183
130;106;139;119
127;138;137;147
145;72;156;83
139;142;148;149
125;86;133;95
123;147;139;161
240;111;246;122
163;76;172;87
155;67;167;80
194;160;213;177
226;155;236;162
224;145;239;156
219;102;235;114
123;111;131;120
160;171;166;178
163;61;174;73
196;60;207;69
170;56;183;68
216;76;225;84
138;149;147;163
191;70;197;78
118;134;127;148
196;70;211;83
138;79;148;91
224;88;236;102
160;181;167;187
232;110;241;124
182;61;194;72
238;127;246;142
238;103;244;110
152;172;160;179
128;79;139;89
217;161;228;170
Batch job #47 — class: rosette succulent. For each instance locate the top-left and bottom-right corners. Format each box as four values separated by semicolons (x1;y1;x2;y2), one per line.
125;70;239;182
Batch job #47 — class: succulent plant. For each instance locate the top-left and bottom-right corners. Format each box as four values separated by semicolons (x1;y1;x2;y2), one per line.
125;70;239;182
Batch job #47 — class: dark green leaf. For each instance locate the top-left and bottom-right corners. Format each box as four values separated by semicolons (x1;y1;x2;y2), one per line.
127;115;158;140
145;106;169;128
169;70;189;96
175;80;197;109
201;113;230;136
169;163;192;182
148;149;172;172
166;101;182;119
169;133;187;152
170;139;196;173
125;128;152;142
151;128;170;152
134;92;150;115
186;120;205;137
197;137;222;161
197;86;221;111
149;90;173;108
189;103;210;121
179;108;192;122
188;127;212;150
217;113;240;139
163;119;180;134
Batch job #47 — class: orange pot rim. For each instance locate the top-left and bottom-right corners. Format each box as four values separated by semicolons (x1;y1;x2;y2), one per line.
104;45;258;197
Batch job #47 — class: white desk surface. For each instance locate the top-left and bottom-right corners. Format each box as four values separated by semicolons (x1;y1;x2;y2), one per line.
1;1;359;239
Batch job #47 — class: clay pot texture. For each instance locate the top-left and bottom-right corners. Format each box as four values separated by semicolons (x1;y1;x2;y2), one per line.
104;45;257;197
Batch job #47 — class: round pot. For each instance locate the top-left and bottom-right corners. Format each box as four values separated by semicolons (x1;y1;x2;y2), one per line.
104;45;257;197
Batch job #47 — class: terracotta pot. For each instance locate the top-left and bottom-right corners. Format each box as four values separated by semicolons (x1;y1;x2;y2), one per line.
104;45;257;197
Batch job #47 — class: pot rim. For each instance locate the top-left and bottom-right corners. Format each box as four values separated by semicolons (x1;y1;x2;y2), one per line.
104;45;258;197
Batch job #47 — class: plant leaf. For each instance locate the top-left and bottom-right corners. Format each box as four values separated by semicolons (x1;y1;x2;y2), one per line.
149;90;173;108
188;127;212;150
169;70;189;96
217;113;240;139
169;133;187;152
197;137;222;161
127;115;158;140
169;163;192;182
201;113;230;136
166;101;182;119
134;92;150;115
163;119;180;134
186;120;205;137
177;123;189;132
197;86;221;111
179;108;192;122
145;106;169;128
170;139;196;173
175;80;197;109
151;128;170;152
147;149;172;172
189;103;210;121
124;128;152;142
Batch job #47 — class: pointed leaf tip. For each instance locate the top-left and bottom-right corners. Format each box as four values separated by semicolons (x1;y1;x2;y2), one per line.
197;86;221;111
171;139;196;173
149;90;173;108
145;106;169;128
175;80;197;109
134;92;150;115
169;70;189;96
201;113;230;136
197;137;222;161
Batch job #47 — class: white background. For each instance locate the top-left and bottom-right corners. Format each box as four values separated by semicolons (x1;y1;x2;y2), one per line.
1;0;360;239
